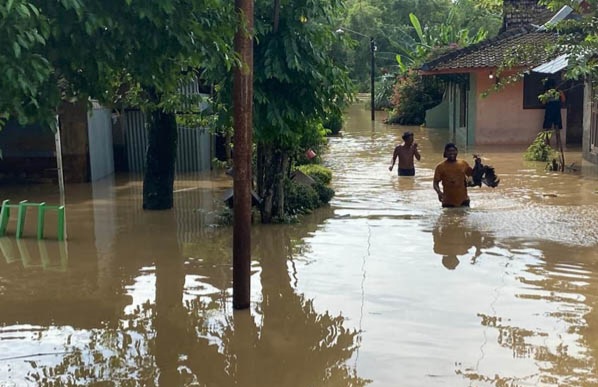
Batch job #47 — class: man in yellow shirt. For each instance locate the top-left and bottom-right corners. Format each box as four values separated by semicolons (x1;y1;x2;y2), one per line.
433;143;474;207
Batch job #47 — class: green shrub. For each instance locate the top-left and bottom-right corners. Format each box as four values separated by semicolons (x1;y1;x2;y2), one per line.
286;164;335;217
388;70;444;125
212;157;230;170
313;181;334;204
324;112;343;135
296;164;332;185
524;131;558;162
374;74;395;110
217;206;233;225
285;179;320;216
217;205;261;225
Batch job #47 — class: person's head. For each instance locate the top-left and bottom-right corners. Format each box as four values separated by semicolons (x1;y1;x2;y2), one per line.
544;78;556;90
402;131;414;144
442;255;460;270
443;143;458;161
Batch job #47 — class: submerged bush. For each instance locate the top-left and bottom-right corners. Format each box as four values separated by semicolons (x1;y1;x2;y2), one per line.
324;112;344;136
285;179;320;216
388;70;444;125
285;163;335;216
296;164;332;185
524;131;558;162
313;181;334;204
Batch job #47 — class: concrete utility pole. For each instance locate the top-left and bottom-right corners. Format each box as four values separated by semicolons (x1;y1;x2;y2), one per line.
232;0;254;310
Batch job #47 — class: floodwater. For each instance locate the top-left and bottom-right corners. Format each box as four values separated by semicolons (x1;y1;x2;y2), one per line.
2;104;598;387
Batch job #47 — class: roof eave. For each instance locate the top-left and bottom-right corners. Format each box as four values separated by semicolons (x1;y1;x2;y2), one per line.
420;65;531;76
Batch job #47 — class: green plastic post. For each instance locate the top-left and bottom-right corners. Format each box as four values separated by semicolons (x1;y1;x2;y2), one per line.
57;206;65;241
16;200;28;239
37;202;46;240
0;200;10;236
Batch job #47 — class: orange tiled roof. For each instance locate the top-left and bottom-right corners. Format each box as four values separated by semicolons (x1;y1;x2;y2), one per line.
420;26;557;73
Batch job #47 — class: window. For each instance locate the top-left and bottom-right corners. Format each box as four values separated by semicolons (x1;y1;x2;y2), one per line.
523;72;557;109
458;83;467;127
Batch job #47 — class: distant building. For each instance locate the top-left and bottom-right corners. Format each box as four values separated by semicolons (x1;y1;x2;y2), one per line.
0;78;214;183
420;0;584;147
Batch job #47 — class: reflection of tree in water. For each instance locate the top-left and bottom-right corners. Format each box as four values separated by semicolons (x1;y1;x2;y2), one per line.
27;207;368;386
457;335;596;387
477;313;539;359
456;240;598;387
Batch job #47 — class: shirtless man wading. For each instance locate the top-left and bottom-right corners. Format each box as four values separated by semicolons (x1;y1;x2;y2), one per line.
388;131;421;176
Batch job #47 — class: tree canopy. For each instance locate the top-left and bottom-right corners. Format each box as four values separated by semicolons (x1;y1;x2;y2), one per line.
541;0;598;82
0;0;236;129
336;0;502;90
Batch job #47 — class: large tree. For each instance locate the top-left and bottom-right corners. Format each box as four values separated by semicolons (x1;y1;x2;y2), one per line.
94;1;235;210
334;0;502;92
210;0;354;223
541;0;598;81
1;1;236;209
1;0;63;129
250;0;353;223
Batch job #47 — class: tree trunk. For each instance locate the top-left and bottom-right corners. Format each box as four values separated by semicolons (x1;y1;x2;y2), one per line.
257;144;287;223
256;143;266;199
143;108;177;210
274;153;289;217
258;144;274;223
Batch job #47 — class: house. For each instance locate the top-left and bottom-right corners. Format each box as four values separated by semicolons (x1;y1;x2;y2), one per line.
420;0;584;147
0;78;215;183
0;101;114;183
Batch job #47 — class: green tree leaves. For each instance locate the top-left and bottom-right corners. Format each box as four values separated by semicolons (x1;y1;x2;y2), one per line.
541;0;598;83
0;0;53;126
0;0;237;129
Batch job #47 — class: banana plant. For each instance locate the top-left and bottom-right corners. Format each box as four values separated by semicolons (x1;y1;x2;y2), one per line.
393;12;487;74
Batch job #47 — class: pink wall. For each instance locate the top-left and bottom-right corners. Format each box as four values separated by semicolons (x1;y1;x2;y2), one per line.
474;70;566;145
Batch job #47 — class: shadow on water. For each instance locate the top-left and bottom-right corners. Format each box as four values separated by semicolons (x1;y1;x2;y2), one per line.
2;103;598;386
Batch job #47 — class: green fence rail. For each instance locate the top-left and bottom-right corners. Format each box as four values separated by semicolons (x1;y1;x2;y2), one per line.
0;200;65;240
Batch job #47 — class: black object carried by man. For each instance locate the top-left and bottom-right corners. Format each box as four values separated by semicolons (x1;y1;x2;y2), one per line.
469;155;500;188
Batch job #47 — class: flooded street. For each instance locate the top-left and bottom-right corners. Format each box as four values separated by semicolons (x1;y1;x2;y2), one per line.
2;104;598;386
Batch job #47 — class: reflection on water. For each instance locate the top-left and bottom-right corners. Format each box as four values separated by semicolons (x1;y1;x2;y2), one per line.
432;210;493;270
0;238;68;271
1;105;598;386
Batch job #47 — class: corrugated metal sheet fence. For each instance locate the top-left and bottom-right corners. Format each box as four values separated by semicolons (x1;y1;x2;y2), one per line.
177;125;211;172
124;110;212;173
125;78;212;173
124;110;149;173
87;104;114;181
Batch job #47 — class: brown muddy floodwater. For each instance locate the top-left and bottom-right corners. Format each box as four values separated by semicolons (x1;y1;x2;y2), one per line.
2;104;598;386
